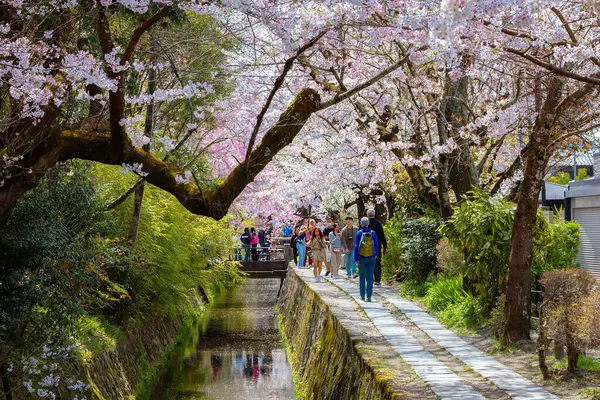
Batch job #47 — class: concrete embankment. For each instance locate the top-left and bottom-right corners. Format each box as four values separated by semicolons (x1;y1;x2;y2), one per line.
277;268;434;400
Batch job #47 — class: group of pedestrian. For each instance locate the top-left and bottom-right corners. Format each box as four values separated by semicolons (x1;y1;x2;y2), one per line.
290;209;387;302
237;226;273;261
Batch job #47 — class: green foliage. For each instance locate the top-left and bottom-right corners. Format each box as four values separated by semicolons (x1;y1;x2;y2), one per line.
548;171;571;185
438;294;484;334
436;238;464;275
93;163;244;321
74;315;125;356
553;355;600;372
0;162;122;348
425;276;467;312
440;190;514;308
532;214;580;277
441;190;579;310
0;161;244;398
381;215;405;280
401;218;441;282
399;280;429;299
577;168;590;181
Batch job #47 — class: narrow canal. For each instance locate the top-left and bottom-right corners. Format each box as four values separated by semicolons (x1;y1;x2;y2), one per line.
151;278;296;399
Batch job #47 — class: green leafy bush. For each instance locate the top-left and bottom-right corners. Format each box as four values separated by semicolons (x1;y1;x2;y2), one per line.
532;214;579;277
401;218;441;282
382;215;405;280
425;276;467;311
399;279;429;298
438;294;484;333
440;190;514;308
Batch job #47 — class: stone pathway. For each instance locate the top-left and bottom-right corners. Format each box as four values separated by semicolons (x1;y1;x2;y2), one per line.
323;274;558;400
322;275;483;399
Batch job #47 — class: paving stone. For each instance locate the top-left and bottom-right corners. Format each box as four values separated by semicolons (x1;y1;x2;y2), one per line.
375;287;558;400
325;277;485;400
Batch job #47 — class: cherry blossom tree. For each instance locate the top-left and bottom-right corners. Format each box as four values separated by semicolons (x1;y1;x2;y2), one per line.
2;0;600;344
0;0;408;219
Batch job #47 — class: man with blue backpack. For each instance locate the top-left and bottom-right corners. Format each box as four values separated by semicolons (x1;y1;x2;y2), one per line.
354;217;379;302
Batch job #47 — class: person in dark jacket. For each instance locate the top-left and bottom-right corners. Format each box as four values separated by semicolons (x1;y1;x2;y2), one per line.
240;227;251;262
367;209;387;285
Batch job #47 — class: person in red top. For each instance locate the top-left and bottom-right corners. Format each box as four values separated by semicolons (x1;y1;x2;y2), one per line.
250;227;259;261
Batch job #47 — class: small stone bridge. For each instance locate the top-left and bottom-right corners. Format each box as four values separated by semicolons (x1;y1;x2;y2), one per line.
229;237;291;279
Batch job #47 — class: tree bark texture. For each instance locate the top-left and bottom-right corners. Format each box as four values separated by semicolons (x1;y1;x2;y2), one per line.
503;77;563;343
0;88;321;220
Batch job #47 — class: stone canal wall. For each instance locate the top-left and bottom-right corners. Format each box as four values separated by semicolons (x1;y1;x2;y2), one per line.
63;299;203;400
277;268;424;400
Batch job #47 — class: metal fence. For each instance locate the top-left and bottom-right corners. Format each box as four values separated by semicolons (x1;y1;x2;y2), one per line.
230;243;291;263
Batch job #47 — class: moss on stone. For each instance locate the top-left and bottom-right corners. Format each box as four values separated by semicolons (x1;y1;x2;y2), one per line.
277;270;415;400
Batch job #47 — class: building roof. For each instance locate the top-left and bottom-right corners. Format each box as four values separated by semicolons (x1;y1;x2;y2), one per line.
541;181;567;201
565;178;600;198
551;152;594;167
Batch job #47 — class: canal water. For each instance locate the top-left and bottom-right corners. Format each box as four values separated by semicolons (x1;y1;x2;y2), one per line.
151;278;296;399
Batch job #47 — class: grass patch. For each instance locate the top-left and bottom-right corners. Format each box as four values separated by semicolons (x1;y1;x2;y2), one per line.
552;355;600;372
400;276;486;336
399;280;428;299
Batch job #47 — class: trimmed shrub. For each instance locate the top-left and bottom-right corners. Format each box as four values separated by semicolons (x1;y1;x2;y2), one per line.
538;269;600;377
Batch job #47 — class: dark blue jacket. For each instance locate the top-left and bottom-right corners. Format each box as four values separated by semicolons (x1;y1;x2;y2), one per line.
368;218;387;250
354;227;379;261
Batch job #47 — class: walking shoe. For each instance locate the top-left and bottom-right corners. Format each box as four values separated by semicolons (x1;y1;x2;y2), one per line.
314;277;319;283
353;274;358;279
374;282;381;286
367;298;372;302
325;271;330;277
360;296;365;301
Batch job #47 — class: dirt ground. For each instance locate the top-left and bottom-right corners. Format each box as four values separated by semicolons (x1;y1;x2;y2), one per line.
405;291;600;399
462;332;600;400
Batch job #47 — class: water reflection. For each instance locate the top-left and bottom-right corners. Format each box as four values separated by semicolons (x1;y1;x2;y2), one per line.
152;279;295;400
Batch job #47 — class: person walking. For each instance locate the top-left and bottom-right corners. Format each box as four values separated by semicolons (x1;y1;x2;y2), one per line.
341;216;358;278
240;227;251;262
322;217;334;276
290;226;299;265
328;223;343;279
367;209;388;285
307;227;326;282
250;228;259;261
354;217;379;302
296;225;307;268
306;219;316;268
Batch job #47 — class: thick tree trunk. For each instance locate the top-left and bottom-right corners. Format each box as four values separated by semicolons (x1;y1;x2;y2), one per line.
502;129;549;342
503;77;562;344
567;347;579;375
